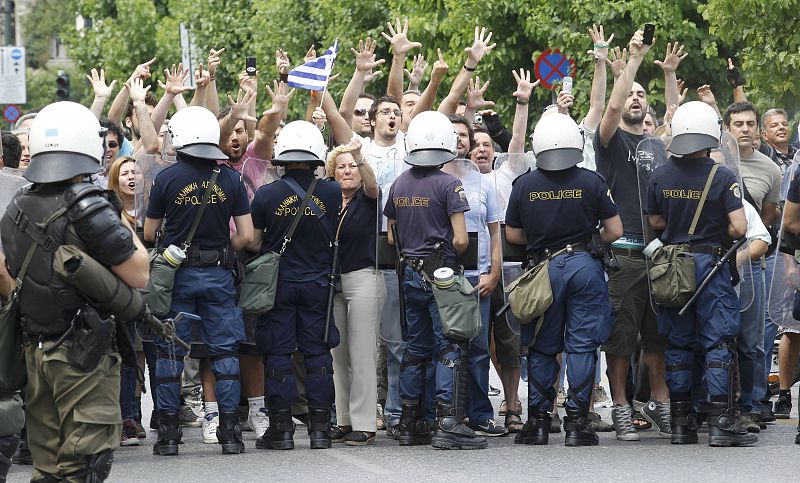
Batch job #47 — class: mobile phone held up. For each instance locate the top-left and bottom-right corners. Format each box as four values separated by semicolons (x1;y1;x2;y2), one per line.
246;57;257;76
561;76;572;94
643;24;655;45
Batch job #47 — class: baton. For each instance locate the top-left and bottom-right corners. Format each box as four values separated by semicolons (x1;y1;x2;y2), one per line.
323;240;339;344
678;237;747;316
390;223;409;333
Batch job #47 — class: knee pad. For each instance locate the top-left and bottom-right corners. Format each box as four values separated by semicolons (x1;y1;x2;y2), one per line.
211;353;240;382
304;353;334;408
665;343;694;373
264;354;295;409
303;352;333;375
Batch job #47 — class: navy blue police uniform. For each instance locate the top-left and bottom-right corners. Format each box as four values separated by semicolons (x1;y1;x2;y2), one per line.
506;166;617;424
645;157;743;410
250;168;341;421
146;158;250;416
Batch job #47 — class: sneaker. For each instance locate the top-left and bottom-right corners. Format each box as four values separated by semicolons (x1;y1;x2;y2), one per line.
202;412;220;444
549;412;562;433
376;403;386;430
248;407;270;436
738;414;760;433
121;420;141;446
588;412;613;432
134;421;147;439
386;424;400;440
761;403;776;423
469;419;508;437
642;400;672;437
488;385;501;397
184;386;203;416
556;387;567;407
179;405;202;427
774;396;792;419
750;412;767;430
611;404;640;441
592;385;610;404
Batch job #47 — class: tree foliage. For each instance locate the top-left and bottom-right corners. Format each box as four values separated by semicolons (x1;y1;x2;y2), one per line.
18;0;797;130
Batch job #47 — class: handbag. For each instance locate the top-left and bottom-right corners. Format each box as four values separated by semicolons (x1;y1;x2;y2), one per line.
649;164;717;307
143;167;220;316
238;178;318;315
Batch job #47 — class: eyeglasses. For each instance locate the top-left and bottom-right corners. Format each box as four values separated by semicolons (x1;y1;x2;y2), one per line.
353;108;367;117
377;108;403;117
107;141;119;148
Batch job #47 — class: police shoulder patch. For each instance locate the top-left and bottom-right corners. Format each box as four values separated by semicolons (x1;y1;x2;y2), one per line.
729;182;741;199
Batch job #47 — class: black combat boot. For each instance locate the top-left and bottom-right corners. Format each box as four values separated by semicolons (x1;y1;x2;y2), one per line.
153;412;182;456
84;450;114;483
308;408;332;449
256;408;294;450
514;408;551;445
217;411;245;454
398;401;432;446
11;427;31;465
670;400;698;445
707;402;758;447
563;407;599;447
431;402;488;450
0;434;21;481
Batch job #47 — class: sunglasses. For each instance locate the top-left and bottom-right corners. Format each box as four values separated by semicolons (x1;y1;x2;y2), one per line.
107;141;119;148
353;108;367;117
377;108;403;117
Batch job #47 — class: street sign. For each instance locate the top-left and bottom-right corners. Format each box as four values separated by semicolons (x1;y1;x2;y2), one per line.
179;22;197;88
0;47;27;104
3;105;21;124
534;49;575;90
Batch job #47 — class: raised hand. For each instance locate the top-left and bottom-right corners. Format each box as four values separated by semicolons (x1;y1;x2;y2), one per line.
158;63;193;95
304;44;317;63
556;90;574;113
238;70;258;94
677;79;689;104
628;29;652;60
129;57;157;83
466;76;495;110
381;17;422;56
609;46;628;79
264;80;296;114
275;49;290;74
351;37;386;72
697;84;717;106
587;24;614;62
431;48;449;81
207;48;224;77
511;68;539;103
194;63;210;88
405;54;428;86
654;42;688;72
127;77;151;103
726;58;744;87
227;89;258;123
86;68;117;99
465;26;496;64
363;69;384;84
311;107;327;130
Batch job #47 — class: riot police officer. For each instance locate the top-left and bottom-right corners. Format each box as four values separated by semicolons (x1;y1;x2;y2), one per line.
384;111;487;450
505;113;622;446
144;106;254;456
644;101;756;447
249;121;341;450
0;101;150;481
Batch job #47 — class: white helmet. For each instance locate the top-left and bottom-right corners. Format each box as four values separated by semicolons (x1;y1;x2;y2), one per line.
25;101;104;183
404;111;457;167
669;101;721;156
273;121;326;166
168;106;227;160
530;113;583;171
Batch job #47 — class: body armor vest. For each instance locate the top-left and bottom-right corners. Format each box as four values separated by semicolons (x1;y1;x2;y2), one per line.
1;185;87;336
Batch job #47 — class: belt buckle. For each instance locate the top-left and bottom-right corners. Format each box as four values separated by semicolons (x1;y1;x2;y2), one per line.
566;244;574;255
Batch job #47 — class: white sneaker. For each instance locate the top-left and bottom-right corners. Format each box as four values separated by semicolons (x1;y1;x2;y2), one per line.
247;408;270;436
202;412;219;444
184;386;204;417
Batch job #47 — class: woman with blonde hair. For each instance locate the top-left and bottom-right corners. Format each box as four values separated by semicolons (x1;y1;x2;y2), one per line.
326;137;386;445
107;156;137;226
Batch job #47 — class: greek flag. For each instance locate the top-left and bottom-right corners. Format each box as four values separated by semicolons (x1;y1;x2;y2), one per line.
287;41;338;91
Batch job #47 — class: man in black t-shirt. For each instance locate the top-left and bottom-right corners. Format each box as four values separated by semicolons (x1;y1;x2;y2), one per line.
248;121;342;451
645;101;754;447
145;106;254;456
594;29;671;441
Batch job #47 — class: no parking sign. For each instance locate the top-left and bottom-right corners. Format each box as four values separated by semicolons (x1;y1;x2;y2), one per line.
534;49;576;90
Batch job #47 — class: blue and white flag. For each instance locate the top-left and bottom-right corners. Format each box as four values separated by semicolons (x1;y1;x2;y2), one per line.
287;41;338;91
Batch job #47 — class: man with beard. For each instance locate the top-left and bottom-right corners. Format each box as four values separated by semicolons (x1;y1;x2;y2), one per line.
595;30;671;442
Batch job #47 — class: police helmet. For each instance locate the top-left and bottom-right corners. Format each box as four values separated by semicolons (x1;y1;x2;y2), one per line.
669;101;721;156
529;113;583;171
404;111;457;167
168;106;228;160
25;102;105;183
273;121;327;167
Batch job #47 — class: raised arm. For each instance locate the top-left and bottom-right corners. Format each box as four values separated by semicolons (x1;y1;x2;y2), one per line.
109;57;155;124
598;30;652;147
86;68;117;119
206;48;224;116
339;37;385;125
408;48;448;126
583;24;613;130
381;17;422;101
238;70;259;140
320;87;354;145
463;76;495;126
405;54;428;91
128;78;159;154
253;80;296;161
727;58;748;103
219;89;257;153
697;85;722;119
153;64;193;133
508;68;538;154
190;63;210;108
655;42;688;113
438;26;496;115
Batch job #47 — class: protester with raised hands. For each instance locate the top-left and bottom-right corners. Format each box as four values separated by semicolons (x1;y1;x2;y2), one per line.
87;68;117;120
438;26;497;115
338;37;386;134
383;17;423;104
151;63;193;134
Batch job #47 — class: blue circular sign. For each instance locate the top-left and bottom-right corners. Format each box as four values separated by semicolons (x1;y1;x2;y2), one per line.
3;105;21;123
10;49;22;60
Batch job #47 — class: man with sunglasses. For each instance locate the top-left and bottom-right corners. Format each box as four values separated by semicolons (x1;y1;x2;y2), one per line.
351;95;375;138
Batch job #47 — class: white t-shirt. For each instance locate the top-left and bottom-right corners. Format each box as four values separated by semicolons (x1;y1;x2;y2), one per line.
577;121;597;171
356;132;408;230
743;199;771;244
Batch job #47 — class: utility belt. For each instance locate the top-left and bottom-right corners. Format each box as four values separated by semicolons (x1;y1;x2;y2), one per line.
528;243;588;267
181;245;235;269
407;255;460;279
686;244;724;257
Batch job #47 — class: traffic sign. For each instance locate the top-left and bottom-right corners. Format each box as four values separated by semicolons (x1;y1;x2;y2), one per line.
534;49;576;90
0;47;27;104
3;105;21;124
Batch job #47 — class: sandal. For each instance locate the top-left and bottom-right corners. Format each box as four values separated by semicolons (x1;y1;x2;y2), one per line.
499;400;507;416
505;410;524;433
331;425;352;443
344;431;376;446
631;411;652;430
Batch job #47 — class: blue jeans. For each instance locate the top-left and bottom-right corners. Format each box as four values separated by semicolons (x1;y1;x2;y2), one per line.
380;271;406;427
466;274;493;424
738;262;765;413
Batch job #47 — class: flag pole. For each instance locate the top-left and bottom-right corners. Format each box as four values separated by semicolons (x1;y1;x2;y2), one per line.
318;39;338;108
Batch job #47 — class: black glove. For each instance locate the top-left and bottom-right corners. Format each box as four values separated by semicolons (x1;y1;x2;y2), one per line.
727;64;744;88
482;112;503;137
